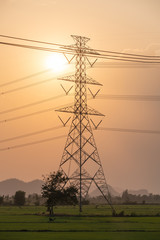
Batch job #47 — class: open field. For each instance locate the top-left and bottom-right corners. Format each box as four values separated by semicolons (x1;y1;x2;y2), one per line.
0;205;160;240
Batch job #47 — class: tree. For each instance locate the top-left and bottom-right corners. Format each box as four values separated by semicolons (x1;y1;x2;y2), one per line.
0;196;4;205
14;191;25;206
122;190;130;203
41;171;78;216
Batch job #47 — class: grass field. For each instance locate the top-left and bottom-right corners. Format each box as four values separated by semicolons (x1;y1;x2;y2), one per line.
0;205;160;240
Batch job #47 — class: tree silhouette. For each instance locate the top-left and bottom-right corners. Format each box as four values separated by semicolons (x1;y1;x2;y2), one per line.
14;191;25;206
0;196;4;205
41;171;78;216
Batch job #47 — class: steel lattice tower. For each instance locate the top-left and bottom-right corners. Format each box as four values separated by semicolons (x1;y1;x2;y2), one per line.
56;35;114;213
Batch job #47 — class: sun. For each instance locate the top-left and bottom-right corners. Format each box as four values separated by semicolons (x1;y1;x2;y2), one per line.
45;53;67;72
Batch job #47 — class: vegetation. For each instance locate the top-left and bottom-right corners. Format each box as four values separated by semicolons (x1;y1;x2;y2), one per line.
0;205;160;240
0;196;4;205
90;190;160;205
1;190;160;207
41;171;78;216
14;191;26;206
1;186;160;207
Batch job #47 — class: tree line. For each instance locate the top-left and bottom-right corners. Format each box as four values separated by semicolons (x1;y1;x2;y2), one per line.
90;190;160;205
0;172;160;210
0;171;78;216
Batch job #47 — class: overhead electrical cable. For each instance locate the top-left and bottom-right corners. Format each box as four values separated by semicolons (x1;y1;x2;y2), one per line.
0;135;66;151
1;127;159;152
95;94;160;102
0;69;75;96
0;34;66;47
0;93;159;120
0;107;55;123
84;53;160;64
0;77;58;95
0;125;64;143
90;47;160;59
69;46;160;59
1;35;160;59
0;41;74;55
91;62;159;68
66;46;160;61
99;127;160;135
0;69;52;88
1;41;160;64
0;95;71;115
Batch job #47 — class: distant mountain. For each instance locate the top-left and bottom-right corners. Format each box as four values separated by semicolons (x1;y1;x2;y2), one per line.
0;178;43;196
113;186;124;194
90;185;120;197
90;186;149;197
0;178;150;197
110;187;149;196
128;189;149;196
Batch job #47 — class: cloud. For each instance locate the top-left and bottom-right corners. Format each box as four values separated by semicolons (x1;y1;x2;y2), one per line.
123;43;160;56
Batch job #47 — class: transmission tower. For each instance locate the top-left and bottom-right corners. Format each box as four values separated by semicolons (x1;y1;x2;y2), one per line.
56;35;114;213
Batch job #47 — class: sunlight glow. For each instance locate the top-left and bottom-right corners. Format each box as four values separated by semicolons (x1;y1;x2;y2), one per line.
45;53;67;72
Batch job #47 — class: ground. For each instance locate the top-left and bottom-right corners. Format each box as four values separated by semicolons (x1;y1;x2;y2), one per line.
0;205;160;240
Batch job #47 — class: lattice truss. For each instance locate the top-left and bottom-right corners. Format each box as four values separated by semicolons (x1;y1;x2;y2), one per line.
56;35;112;209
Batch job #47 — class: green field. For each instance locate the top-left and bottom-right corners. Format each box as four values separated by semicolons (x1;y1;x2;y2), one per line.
0;205;160;240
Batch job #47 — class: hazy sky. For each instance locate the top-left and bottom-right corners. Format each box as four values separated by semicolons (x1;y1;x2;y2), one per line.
0;0;160;194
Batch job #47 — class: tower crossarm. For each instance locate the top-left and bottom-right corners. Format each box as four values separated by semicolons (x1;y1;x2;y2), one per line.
55;105;104;116
58;74;102;86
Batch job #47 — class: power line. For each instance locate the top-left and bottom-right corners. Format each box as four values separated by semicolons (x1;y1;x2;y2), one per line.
0;107;55;124
67;46;160;61
0;92;159;118
90;47;160;59
0;77;58;96
0;69;75;96
63;44;160;59
0;125;63;143
0;126;159;150
1;41;160;64
1;126;159;151
0;94;66;115
95;94;160;102
92;62;160;68
0;34;66;48
1;35;160;59
0;69;52;88
98;127;160;135
0;41;74;55
85;53;160;64
0;102;73;123
0;135;66;152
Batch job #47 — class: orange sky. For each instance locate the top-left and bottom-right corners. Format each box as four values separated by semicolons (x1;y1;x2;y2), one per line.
0;0;160;194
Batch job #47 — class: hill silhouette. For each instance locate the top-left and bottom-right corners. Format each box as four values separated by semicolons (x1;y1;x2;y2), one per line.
0;178;149;197
0;178;43;196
